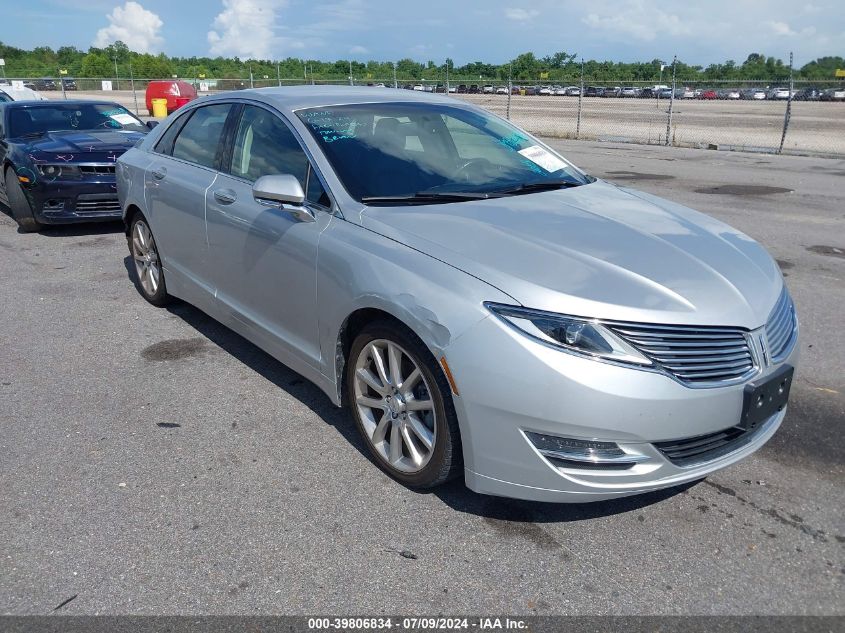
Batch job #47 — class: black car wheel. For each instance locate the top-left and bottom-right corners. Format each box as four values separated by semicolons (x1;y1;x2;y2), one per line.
4;168;42;233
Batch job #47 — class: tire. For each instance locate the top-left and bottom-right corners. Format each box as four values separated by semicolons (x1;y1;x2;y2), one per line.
4;168;42;233
346;320;463;488
128;213;170;306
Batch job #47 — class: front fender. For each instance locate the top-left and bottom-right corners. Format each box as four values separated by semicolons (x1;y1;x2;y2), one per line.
316;218;515;405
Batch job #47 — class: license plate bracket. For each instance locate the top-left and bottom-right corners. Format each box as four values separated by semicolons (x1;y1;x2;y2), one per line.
739;365;794;431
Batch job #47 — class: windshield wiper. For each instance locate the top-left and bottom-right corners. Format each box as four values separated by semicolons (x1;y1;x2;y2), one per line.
361;191;503;205
493;180;582;195
18;131;46;139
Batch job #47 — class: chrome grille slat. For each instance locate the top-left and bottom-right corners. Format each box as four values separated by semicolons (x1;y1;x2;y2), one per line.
765;288;797;362
606;320;755;386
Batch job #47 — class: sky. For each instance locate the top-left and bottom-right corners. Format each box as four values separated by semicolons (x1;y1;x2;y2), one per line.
2;0;843;66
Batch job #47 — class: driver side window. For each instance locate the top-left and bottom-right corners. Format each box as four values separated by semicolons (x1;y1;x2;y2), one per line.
230;105;329;207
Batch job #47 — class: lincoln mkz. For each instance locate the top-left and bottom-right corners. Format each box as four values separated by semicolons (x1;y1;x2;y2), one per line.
117;87;798;502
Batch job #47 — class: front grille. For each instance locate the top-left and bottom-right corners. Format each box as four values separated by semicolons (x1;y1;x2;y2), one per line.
75;194;121;213
79;164;116;175
765;289;797;363
606;322;755;386
654;423;765;467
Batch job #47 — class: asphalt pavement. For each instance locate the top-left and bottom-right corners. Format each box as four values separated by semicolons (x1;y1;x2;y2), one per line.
0;140;842;615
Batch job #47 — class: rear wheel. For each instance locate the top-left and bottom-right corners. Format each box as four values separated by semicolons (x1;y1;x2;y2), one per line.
4;168;42;233
346;321;462;488
128;213;170;306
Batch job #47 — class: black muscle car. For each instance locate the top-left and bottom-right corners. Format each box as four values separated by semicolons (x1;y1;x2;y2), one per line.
0;100;155;231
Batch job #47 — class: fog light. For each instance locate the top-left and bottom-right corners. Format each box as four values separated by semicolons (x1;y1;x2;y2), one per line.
43;199;65;210
525;431;647;470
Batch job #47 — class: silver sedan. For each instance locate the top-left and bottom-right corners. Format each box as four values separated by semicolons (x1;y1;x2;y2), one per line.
117;87;798;502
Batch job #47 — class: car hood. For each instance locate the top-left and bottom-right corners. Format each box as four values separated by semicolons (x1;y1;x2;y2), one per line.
360;180;782;329
20;129;145;156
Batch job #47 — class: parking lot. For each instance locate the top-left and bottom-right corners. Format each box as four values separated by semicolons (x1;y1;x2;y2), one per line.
1;140;843;615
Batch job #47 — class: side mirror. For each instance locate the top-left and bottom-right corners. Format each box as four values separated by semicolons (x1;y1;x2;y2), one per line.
252;174;315;223
146;120;159;130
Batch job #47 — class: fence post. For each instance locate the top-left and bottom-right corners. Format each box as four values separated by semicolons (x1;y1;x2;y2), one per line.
779;51;794;154
576;58;584;139
665;55;677;146
130;58;139;115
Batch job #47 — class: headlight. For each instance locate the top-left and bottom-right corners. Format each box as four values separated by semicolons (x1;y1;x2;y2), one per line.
485;303;652;366
36;164;81;180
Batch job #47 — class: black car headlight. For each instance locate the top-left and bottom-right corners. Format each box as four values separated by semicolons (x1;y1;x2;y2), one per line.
37;164;82;180
486;302;652;366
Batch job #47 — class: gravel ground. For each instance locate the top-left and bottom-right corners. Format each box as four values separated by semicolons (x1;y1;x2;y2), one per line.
0;140;843;616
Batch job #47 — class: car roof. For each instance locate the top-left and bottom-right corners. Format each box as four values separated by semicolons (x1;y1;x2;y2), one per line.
198;85;460;114
0;99;122;109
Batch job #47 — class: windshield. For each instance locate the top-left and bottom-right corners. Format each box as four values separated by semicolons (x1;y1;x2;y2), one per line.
8;103;147;137
296;102;590;202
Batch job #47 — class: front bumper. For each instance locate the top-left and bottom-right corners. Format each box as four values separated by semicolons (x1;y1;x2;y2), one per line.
26;178;122;224
444;314;798;503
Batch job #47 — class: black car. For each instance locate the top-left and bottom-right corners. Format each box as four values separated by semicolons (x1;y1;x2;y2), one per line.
35;78;58;91
62;78;78;91
0;101;154;232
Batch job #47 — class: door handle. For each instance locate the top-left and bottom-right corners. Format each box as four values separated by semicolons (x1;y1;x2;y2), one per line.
151;167;167;180
213;189;237;204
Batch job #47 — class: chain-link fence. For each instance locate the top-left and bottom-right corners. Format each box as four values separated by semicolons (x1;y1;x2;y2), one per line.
6;75;844;156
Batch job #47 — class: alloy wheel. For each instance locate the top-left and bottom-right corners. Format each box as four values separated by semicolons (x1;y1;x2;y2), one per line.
131;219;161;297
353;339;437;473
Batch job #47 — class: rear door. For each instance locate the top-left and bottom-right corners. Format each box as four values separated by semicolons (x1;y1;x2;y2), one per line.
143;103;234;309
205;102;334;372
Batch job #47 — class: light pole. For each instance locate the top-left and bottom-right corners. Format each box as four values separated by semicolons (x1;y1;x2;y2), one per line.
349;60;353;86
277;62;281;86
392;62;397;89
113;57;120;90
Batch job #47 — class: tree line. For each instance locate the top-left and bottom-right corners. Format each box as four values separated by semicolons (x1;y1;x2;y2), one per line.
1;41;842;83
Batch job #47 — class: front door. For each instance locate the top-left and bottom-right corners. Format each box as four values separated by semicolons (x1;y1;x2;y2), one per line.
205;104;333;373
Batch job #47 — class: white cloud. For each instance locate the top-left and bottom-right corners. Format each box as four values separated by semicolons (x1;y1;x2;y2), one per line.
767;20;796;36
583;1;692;41
349;45;369;55
93;1;163;53
505;8;539;21
208;0;288;60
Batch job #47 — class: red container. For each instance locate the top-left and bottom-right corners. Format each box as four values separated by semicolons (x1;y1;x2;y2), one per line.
144;80;197;116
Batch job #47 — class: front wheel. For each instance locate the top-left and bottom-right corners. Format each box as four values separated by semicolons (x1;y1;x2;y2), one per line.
128;214;170;306
346;321;462;488
4;168;42;233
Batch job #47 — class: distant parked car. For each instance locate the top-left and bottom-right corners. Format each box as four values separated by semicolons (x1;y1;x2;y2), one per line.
723;89;741;100
620;86;640;97
456;84;467;94
769;87;791;100
820;88;845;101
0;85;48;102
145;80;198;116
698;90;718;100
495;86;508;94
412;84;424;91
482;85;495;94
538;86;553;95
34;78;57;91
510;85;521;94
656;88;673;99
61;78;78;91
602;86;621;97
522;86;539;96
793;87;821;101
564;86;581;96
640;88;656;99
468;84;480;94
448;85;457;93
741;88;768;100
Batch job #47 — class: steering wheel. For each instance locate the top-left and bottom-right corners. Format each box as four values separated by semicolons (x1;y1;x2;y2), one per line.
455;157;493;182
